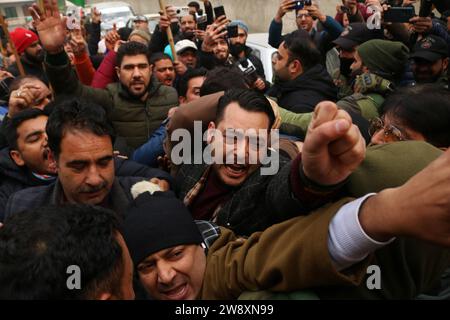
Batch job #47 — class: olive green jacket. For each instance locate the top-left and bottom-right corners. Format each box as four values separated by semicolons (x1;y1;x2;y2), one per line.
45;52;179;149
239;141;450;299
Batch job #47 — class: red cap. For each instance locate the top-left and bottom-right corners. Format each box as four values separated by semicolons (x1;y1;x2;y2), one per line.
9;28;39;54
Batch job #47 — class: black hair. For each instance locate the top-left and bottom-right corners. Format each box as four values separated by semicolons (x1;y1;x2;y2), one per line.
116;41;151;67
117;27;133;41
216;89;275;129
9;75;41;92
0;205;124;300
5;108;48;150
187;1;200;11
381;84;450;148
178;67;207;97
200;67;248;96
149;52;173;66
283;30;321;72
46;97;115;159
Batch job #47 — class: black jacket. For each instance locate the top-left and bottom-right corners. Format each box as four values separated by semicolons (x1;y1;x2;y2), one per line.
0;148;174;219
0;148;54;214
7;55;49;85
176;155;333;236
267;64;338;114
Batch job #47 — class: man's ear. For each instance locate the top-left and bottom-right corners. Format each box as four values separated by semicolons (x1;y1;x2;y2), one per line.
206;121;216;144
179;96;187;105
443;57;449;71
115;66;121;79
9;150;25;167
289;59;303;76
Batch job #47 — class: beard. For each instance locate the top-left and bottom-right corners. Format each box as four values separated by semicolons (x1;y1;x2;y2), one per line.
229;43;246;57
24;50;44;64
414;70;443;84
182;30;195;40
121;82;148;99
339;58;354;78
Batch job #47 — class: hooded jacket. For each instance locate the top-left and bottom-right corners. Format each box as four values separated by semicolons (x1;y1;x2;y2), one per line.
267;64;338;114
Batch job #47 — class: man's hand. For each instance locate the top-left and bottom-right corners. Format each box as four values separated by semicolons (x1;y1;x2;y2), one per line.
159;5;178;31
114;40;126;53
157;155;172;172
174;60;188;76
353;73;393;94
105;25;120;52
149;178;170;191
8;84;43;118
302;101;366;186
0;70;13;82
159;14;171;32
69;29;86;57
202;16;228;52
360;148;450;247
306;5;326;23
365;0;382;9
275;0;295;23
402;0;416;7
409;16;433;34
253;77;266;91
29;0;66;54
194;29;206;41
91;6;102;24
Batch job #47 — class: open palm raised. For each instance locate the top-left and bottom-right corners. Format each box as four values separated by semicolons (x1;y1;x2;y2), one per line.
29;0;66;54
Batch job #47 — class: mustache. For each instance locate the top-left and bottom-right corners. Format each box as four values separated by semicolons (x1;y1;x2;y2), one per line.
78;182;107;194
157;281;185;293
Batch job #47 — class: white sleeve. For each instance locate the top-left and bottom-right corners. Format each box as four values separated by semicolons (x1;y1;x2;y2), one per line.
327;194;396;271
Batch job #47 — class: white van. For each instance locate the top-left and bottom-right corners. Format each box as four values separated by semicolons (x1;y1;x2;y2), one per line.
90;1;136;32
246;33;277;83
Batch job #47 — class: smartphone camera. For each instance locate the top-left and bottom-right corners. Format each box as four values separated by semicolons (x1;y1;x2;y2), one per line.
293;0;312;11
227;25;239;38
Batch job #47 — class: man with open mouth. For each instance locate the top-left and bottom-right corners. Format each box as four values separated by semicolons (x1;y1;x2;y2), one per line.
2;98;173;221
172;88;366;236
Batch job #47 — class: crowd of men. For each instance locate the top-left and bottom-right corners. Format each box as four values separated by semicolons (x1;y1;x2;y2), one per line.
0;0;450;300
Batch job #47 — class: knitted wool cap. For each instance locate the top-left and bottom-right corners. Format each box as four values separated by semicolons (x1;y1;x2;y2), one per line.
357;39;410;78
128;29;151;44
9;28;39;54
123;191;203;265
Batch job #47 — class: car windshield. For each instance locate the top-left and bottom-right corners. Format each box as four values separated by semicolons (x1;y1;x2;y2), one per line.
101;6;133;22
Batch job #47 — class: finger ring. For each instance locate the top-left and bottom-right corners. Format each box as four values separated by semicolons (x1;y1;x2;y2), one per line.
16;90;21;98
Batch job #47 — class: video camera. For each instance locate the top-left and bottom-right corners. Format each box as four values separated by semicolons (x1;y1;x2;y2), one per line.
237;58;259;85
293;0;312;11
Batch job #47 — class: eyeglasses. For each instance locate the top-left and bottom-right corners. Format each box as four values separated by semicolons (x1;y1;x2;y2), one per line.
296;13;311;19
368;117;406;142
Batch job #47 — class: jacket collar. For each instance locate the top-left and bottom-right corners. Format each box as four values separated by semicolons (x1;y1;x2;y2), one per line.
50;178;130;217
118;78;161;101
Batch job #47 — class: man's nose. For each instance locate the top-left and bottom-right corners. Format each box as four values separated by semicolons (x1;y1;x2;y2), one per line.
157;262;176;284
42;133;49;148
370;130;386;145
132;66;143;78
85;166;104;186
